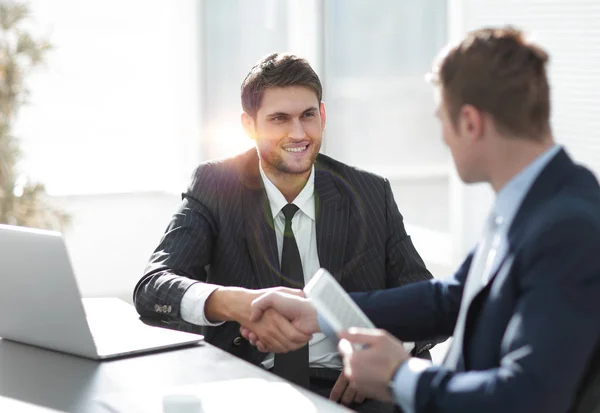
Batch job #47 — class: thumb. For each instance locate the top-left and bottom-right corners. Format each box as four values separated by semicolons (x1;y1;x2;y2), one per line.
249;292;276;322
277;287;305;298
338;328;385;346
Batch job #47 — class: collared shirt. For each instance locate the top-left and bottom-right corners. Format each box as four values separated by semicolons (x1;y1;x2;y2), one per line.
384;145;561;413
258;163;341;370
180;163;342;370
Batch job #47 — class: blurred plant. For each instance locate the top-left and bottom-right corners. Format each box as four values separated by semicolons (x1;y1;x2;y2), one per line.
0;1;69;229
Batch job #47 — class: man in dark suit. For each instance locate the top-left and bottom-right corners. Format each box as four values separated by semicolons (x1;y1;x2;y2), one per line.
133;53;436;412
244;28;600;413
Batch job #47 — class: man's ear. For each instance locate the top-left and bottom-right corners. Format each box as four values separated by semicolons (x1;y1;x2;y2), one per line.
319;101;327;132
241;112;256;140
459;104;485;142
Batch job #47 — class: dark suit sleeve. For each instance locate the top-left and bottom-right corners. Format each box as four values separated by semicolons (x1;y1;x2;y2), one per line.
381;178;456;353
133;169;218;322
351;252;472;341
412;217;600;413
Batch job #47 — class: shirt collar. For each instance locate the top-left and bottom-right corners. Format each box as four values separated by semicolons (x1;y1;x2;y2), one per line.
258;162;316;221
493;144;561;229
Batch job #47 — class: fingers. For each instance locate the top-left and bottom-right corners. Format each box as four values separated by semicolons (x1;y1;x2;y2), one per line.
354;391;366;404
240;329;260;348
240;327;264;348
245;323;309;351
275;287;305;297
239;325;256;344
240;327;250;340
329;373;365;406
256;340;267;352
243;309;309;353
250;291;293;322
240;327;261;350
339;337;379;379
249;292;275;322
258;310;308;352
338;338;355;358
339;339;359;381
340;384;357;406
255;325;287;353
269;310;312;345
329;373;349;402
240;328;264;346
339;332;408;404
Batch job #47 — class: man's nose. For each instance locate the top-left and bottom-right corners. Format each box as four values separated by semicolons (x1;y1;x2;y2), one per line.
288;119;307;140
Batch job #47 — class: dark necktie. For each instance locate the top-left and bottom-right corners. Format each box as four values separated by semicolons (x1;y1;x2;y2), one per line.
273;203;310;388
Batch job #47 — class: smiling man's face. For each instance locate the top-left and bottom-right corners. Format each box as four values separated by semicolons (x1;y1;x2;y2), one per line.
244;86;326;179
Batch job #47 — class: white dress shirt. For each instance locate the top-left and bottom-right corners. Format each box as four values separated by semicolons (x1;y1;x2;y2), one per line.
180;163;342;370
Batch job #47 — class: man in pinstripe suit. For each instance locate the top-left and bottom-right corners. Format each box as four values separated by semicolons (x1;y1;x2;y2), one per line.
134;53;438;412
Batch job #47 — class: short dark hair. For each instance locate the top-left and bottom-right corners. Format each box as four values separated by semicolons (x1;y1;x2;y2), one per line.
429;26;551;140
241;53;322;118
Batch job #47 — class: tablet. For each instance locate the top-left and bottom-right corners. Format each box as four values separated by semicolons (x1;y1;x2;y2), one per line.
304;268;415;354
303;268;375;333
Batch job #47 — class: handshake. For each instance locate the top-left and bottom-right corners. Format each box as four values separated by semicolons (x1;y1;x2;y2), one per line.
238;287;318;353
233;287;412;404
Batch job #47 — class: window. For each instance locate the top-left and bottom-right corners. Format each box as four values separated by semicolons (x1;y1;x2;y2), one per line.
323;0;450;234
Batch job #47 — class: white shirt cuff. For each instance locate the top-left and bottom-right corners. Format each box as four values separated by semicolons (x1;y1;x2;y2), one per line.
180;283;226;326
392;357;432;413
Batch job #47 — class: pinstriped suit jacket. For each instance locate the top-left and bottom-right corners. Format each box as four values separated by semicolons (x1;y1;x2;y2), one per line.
133;148;435;366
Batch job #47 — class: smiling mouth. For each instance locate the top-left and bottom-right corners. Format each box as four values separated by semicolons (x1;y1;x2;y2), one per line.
284;144;309;153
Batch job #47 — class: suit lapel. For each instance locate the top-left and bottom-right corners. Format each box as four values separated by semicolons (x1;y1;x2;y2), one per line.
475;232;507;293
508;149;574;246
314;159;349;282
477;149;575;292
458;149;575;369
239;150;281;288
489;255;515;297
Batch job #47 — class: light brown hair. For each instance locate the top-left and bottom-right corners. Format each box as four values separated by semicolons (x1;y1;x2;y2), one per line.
241;53;322;118
429;27;551;140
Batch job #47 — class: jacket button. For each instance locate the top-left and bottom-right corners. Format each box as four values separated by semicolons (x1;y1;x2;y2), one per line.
233;336;243;346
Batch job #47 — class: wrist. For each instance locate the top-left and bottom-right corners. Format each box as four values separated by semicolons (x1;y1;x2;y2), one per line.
387;357;410;401
205;287;255;323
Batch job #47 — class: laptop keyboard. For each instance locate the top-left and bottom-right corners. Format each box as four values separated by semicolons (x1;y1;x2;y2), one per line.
88;319;199;356
82;298;201;357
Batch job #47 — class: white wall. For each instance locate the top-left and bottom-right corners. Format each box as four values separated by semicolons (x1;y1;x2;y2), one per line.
16;0;202;195
12;1;203;300
52;192;181;303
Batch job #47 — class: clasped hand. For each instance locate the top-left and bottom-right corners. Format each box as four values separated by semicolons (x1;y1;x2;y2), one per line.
241;291;368;405
241;291;412;404
239;289;315;353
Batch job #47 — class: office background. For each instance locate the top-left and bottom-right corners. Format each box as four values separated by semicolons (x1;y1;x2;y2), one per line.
12;0;600;306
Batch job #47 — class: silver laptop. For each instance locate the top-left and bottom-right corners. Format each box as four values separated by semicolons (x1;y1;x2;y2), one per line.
0;224;203;359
